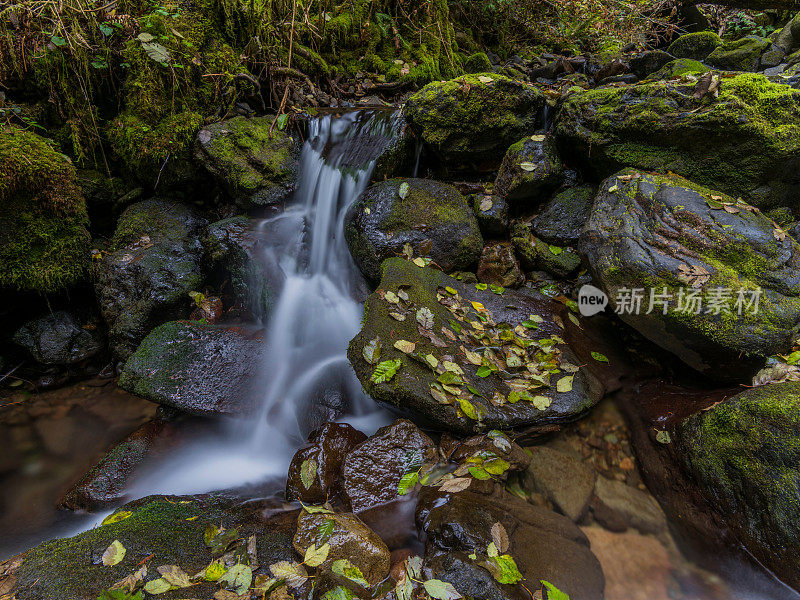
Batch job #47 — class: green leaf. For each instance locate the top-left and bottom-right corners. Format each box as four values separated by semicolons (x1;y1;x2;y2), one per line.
556;375;574;393
51;35;67;47
102;540;126;566
101;511;133;526
785;350;800;365
276;113;289;130
304;542;330;567
141;41;171;63
97;591;143;600
486;555;523;584
489;284;505;295
269;561;308;587
549;245;562;255
423;579;463;600
143;578;173;595
475;283;488;291
476;365;492;378
99;23;114;36
591;352;609;363
203;524;219;546
317;518;335;539
331;559;369;587
204;561;226;581
219;564;252;595
396;573;413;600
371;359;402;384
300;458;317;490
655;430;672;444
301;503;333;514
322;586;356;600
469;465;492;480
483;457;510;475
157;565;190;588
541;580;571;600
137;32;154;42
398;471;419;495
362;336;381;364
399;181;410;199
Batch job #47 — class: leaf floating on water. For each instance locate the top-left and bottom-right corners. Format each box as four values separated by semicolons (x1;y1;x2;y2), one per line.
424;579;463;600
591;351;609;363
362;337;381;364
398;471;419;495
399;181;410;199
394;339;416;354
102;540;126;566
219;564;252;595
371;359;402;384
300;458;317;489
556;375;574;393
439;477;471;493
269;561;308;588
304;543;330;567
519;162;537;172
416;307;434;329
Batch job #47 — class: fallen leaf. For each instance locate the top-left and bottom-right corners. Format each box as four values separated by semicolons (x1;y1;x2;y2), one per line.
102;540;126;567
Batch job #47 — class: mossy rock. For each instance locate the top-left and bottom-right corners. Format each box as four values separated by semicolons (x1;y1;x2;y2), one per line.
0;127;90;293
581;169;800;381
667;31;723;61
346;257;618;435
647;58;709;80
404;73;544;168
94;199;207;359
675;381;800;590
555;73;800;209
195;116;297;208
494;135;564;205
344;178;483;283
510;223;581;277
629;50;675;79
463;52;493;74
119;320;264;416
531;185;596;246
6;494;298;600
470;193;509;238
706;35;771;72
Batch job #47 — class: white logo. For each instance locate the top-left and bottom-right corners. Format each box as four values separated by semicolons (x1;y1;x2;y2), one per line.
578;285;608;316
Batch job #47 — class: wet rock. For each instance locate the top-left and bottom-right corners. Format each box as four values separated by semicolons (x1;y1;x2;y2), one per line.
760;47;786;68
477;243;524;288
417;484;605;600
593;476;666;535
341;419;436;512
629;50;674;79
404;74;543;168
511;223;581;277
440;432;532;473
0;127;90;293
6;494;298;600
667;32;723;61
13;311;103;366
522;446;595;522
647;58;709;80
471;193;509;238
203;215;282;318
531;185;595;246
581;169;800;380
344;178;483;283
555;72;800;209
286;422;367;504
494;135;564;205
195;115;297;208
347;258;620;435
76;168;132;235
675;381;800;590
293;510;390;586
774;13;800;54
58;418;178;511
94;199;207;359
706;36;771;72
119;320;264;416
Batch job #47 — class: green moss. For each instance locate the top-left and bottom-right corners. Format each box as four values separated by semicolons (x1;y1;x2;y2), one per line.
706;35;771;71
464;52;493;73
0;127;90;292
667;31;723;60
647;58;709;80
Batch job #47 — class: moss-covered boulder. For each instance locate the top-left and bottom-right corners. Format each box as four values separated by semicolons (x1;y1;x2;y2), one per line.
344;178;483;282
5;494;298;600
0;127;90;293
555;73;800;209
195;116;297;208
94;199;207;359
463;52;493;74
404;74;543;168
511;223;581;278
494;135;564;205
346;258;619;435
119;320;265;416
647;58;709;80
203;215;282;319
667;31;723;60
629;50;674;79
470;193;509;238
675;381;800;590
774;12;800;54
531;185;596;246
706;35;771;71
581;170;800;381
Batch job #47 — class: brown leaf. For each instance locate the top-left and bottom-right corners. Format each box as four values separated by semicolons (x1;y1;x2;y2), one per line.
491;522;510;554
439;477;472;493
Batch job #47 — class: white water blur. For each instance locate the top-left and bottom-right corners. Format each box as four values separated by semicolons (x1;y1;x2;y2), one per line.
126;111;398;499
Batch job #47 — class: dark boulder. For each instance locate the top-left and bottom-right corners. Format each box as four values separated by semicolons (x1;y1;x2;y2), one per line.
13;311;103;366
494;135;564;205
531;185;595;246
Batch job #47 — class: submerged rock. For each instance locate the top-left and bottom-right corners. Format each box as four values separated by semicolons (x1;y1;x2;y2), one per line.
555;73;800;208
404;74;543;168
119;320;265;416
13;311;103;366
494;135;564;205
195;115;297;208
286;422;367;504
341;419;436;512
581;169;800;380
94;199;207;359
675;381;800;590
344;178;483;283
0;127;90;293
522;446;596;522
347;258;619;436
